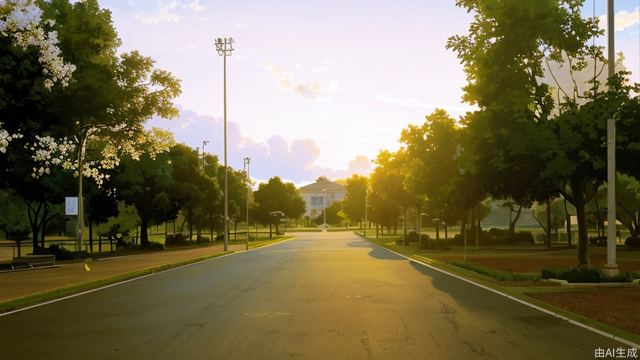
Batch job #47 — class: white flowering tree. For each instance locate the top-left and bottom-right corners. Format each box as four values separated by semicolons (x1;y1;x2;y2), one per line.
1;0;181;253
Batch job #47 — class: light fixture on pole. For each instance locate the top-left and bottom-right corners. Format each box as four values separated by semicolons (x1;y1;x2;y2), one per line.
243;157;250;250
215;36;234;252
201;140;209;171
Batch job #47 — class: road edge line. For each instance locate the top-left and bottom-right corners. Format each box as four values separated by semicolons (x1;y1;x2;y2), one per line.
358;234;640;349
0;251;237;317
0;235;298;317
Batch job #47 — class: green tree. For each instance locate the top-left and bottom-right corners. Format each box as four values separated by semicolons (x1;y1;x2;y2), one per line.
447;0;621;265
252;177;305;236
114;151;178;247
342;175;368;226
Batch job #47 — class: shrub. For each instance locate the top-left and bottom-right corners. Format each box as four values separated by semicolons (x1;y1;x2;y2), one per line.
625;236;640;248
197;236;210;244
488;228;508;238
165;233;191;247
146;241;164;250
450;261;539;281
541;266;605;283
589;236;607;247
512;231;534;244
41;245;89;261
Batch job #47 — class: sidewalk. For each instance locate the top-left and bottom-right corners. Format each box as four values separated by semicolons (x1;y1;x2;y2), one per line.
0;243;248;304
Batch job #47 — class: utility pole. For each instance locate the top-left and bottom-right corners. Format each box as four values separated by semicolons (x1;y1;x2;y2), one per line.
215;37;234;252
604;0;618;275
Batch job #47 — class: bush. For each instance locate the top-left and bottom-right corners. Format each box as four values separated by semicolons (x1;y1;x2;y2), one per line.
512;231;534;244
542;266;640;283
625;236;640;248
196;236;210;244
165;233;191;247
41;245;89;261
450;261;539;281
488;228;509;238
541;266;605;283
589;236;607;247
146;241;164;250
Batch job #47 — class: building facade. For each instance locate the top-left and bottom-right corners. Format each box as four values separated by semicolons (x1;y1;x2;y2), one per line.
299;177;347;219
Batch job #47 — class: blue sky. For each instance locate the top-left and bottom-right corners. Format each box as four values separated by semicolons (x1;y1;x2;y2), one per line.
101;0;640;184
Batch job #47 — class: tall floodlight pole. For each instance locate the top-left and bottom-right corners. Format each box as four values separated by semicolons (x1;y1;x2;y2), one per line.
605;0;618;275
244;157;250;250
202;140;209;170
215;37;234;252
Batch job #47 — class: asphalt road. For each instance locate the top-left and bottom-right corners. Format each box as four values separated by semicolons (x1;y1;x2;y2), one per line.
0;232;625;359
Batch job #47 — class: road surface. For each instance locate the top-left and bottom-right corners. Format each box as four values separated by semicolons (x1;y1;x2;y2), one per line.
0;232;624;359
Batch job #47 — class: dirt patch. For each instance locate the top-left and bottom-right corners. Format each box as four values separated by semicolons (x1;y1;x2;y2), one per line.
528;288;640;335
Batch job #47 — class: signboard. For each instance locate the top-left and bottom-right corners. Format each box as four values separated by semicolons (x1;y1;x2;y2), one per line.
65;197;78;216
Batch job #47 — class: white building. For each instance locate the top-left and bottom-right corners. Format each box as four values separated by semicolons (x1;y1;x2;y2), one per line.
299;177;347;219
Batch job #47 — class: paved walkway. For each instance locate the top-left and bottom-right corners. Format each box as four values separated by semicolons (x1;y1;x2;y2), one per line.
0;244;247;302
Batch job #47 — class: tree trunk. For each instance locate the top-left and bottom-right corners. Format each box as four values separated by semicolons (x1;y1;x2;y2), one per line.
545;199;551;248
564;197;572;246
575;200;590;265
402;208;407;245
40;204;48;250
26;200;42;254
595;195;603;237
269;223;272;239
509;205;523;238
89;220;93;252
460;212;467;240
140;219;150;247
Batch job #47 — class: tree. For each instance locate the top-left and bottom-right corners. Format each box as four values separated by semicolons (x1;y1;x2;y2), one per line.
114;151;178;247
342;175;368;226
252;177;305;236
1;0;180;252
314;200;343;226
447;0;624;265
0;189;30;242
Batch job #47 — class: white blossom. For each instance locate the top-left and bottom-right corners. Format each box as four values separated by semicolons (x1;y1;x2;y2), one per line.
1;0;76;89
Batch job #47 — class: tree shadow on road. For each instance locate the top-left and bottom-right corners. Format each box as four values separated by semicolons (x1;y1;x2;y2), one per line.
347;240;405;260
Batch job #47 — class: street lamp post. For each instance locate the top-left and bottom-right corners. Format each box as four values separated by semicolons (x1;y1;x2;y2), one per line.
215;37;234;252
243;157;250;250
604;0;618;276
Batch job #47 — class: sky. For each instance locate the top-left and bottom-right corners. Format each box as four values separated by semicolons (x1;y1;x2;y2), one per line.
100;0;640;185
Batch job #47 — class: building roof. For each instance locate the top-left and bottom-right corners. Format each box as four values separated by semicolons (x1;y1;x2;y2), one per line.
299;178;346;192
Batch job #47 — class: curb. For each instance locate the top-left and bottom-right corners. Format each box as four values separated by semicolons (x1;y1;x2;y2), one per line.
542;278;640;287
355;232;640;349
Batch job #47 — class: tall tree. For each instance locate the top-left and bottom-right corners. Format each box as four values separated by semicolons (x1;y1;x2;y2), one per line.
252;177;305;228
447;0;614;265
342;175;368;226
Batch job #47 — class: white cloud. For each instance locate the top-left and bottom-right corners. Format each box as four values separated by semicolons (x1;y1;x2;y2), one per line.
599;7;640;32
146;109;371;182
127;0;208;24
259;61;324;99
